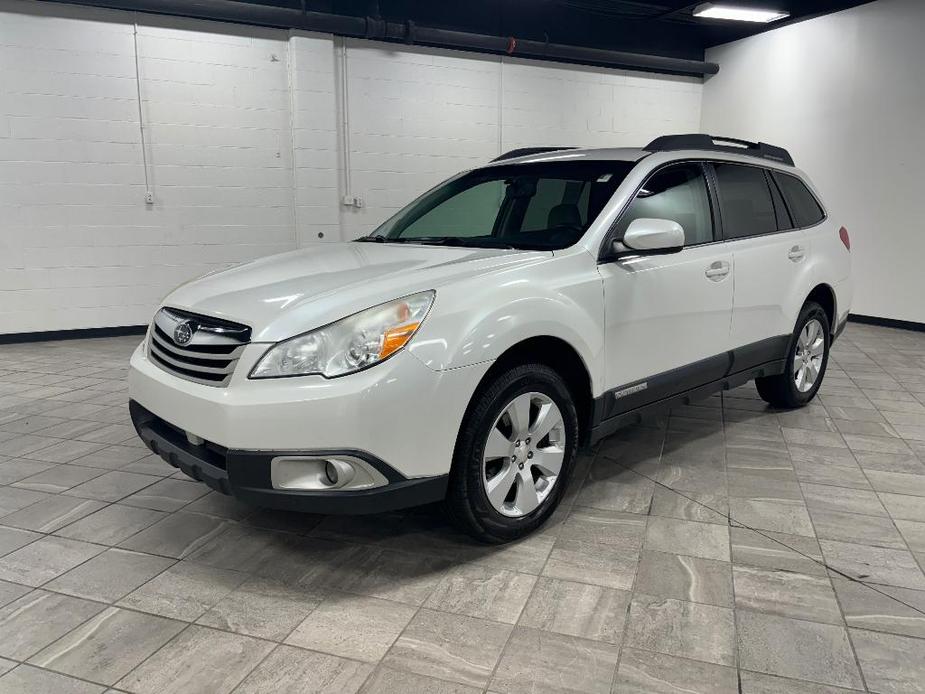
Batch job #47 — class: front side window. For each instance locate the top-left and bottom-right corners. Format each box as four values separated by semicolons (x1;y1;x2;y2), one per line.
614;163;714;246
366;161;635;250
773;172;825;227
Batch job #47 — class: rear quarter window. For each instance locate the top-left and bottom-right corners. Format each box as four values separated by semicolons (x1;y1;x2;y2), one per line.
772;172;826;227
712;163;777;239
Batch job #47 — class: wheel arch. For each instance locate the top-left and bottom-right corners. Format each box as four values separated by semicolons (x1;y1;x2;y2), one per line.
806;283;837;333
469;335;595;445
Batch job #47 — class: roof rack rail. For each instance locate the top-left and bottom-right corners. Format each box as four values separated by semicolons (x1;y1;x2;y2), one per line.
492;146;577;162
645;134;794;166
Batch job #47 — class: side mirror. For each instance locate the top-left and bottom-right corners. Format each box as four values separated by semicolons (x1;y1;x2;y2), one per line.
619;218;685;255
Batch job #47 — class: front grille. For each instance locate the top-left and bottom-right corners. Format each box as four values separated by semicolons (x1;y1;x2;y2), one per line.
148;307;251;387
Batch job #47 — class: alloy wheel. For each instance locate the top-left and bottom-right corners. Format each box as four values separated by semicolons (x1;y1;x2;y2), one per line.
481;392;566;517
793;318;825;392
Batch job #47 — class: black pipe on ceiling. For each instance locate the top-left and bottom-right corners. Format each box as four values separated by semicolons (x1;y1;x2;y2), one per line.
39;0;719;77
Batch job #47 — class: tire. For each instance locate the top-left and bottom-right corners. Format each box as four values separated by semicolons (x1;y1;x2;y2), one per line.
755;301;831;409
445;363;579;543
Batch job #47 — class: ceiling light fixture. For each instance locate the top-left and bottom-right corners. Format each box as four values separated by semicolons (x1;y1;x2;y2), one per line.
692;3;790;23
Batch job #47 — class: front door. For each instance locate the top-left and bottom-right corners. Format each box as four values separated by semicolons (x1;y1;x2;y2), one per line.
597;162;734;414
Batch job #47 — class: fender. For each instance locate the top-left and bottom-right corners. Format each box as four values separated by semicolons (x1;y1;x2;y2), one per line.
798;219;848;331
407;249;606;395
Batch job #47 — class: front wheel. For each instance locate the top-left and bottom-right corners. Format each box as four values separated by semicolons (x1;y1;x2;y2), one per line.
446;363;579;543
755;301;831;408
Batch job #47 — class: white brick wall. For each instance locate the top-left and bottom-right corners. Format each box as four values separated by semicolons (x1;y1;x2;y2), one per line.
340;42;502;240
341;43;703;238
701;0;925;324
0;1;297;333
0;0;703;334
290;32;340;246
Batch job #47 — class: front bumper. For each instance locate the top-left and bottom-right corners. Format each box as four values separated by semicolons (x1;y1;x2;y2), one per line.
130;400;448;514
128;339;490;513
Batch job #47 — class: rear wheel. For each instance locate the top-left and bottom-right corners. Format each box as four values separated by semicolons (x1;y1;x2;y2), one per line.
755;301;830;408
446;363;578;543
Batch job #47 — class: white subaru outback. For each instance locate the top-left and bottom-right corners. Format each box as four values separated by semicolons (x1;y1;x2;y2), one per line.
129;134;852;542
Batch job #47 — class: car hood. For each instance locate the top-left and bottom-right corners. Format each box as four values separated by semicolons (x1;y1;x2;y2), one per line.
162;241;548;342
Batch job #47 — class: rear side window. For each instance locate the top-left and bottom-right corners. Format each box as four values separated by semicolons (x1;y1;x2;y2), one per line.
767;172;793;230
773;172;825;227
713;163;777;239
614;163;714;245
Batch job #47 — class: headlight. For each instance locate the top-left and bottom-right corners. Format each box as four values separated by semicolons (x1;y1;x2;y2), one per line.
250;291;435;379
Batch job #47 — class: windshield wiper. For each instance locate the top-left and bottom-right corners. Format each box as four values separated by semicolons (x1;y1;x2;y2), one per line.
356;235;519;249
403;236;516;249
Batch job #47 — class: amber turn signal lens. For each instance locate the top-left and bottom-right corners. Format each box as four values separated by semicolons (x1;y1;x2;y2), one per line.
379;321;421;359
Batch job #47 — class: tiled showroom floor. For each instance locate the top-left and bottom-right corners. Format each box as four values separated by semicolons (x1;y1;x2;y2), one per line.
1;324;925;693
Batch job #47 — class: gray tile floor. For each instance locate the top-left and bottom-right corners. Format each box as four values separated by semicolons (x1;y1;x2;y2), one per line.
1;324;925;693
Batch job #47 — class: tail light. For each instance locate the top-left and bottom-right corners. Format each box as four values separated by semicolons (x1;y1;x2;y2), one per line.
838;226;850;251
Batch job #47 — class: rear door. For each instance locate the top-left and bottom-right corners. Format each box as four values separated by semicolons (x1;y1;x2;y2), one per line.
771;170;830;274
710;162;807;362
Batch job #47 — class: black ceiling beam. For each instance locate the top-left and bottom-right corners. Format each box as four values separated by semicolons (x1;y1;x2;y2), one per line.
39;0;719;76
652;2;700;21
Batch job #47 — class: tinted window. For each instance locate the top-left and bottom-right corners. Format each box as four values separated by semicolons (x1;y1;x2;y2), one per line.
402;180;504;238
372;161;633;250
615;164;714;245
773;172;825;227
767;173;793;230
713;163;778;239
521;179;586;232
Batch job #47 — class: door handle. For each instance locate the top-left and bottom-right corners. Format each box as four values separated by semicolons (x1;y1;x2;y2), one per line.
788;245;806;262
705;261;730;281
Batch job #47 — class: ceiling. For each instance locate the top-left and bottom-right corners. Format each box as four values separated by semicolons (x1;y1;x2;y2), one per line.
46;0;874;65
305;0;874;61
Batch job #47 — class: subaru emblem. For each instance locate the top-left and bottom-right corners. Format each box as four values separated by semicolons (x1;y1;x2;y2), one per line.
173;320;194;346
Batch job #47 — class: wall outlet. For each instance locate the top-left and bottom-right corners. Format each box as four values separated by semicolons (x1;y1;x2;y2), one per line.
144;191;154;204
341;195;364;208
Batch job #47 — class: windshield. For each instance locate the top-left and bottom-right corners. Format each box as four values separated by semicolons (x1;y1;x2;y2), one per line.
360;160;635;250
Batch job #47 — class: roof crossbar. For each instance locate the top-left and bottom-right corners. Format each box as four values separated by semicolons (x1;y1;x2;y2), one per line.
645;134;794;166
492;147;577;162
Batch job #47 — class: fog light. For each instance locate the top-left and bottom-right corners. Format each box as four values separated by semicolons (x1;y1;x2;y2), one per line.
270;455;389;491
324;460;339;486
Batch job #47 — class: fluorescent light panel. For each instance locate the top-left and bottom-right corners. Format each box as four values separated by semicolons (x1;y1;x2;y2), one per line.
693;3;789;23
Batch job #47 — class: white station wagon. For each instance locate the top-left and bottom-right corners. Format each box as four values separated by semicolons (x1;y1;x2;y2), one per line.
129;134;852;542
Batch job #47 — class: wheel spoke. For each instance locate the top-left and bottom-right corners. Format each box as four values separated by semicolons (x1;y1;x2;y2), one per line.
530;402;562;442
513;474;540;514
806;359;820;383
793;318;825;393
484;426;512;460
531;447;564;477
485;462;517;508
810;320;821;345
506;394;532;439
